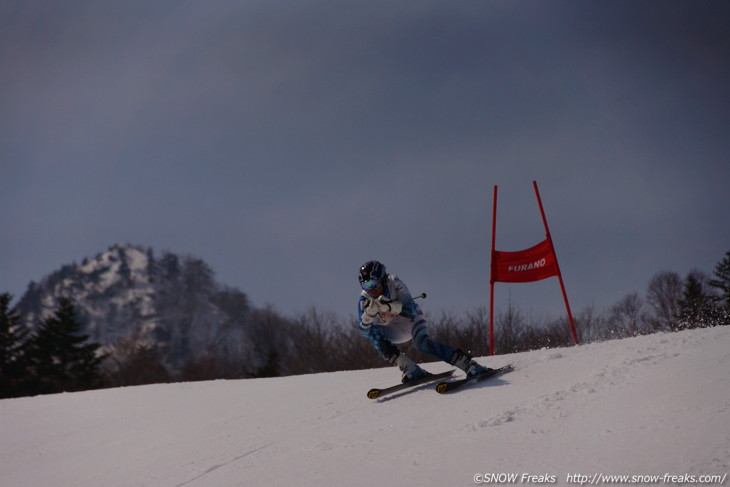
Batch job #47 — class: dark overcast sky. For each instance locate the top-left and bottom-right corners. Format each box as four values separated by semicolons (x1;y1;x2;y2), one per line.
2;1;729;323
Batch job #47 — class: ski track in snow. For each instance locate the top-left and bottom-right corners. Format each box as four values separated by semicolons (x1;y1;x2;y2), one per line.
1;326;729;487
175;443;274;487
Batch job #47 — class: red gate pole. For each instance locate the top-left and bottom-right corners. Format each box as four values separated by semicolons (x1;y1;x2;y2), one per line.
489;185;498;355
532;181;579;344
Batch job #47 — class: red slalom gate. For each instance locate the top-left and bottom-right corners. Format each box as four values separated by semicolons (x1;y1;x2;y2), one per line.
489;181;578;355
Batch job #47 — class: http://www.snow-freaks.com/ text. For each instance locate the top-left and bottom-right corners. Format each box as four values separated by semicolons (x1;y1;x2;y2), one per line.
473;472;728;485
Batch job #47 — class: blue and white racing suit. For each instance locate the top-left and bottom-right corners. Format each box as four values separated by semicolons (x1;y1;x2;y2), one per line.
358;275;456;364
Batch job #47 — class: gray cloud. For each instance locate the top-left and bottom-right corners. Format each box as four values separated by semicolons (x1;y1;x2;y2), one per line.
2;1;729;322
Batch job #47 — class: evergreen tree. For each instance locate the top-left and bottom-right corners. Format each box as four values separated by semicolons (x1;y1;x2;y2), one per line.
675;271;718;329
146;247;157;283
0;293;29;398
118;248;132;285
27;298;106;394
709;250;730;316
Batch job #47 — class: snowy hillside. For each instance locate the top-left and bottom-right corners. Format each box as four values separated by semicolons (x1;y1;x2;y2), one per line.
2;326;729;487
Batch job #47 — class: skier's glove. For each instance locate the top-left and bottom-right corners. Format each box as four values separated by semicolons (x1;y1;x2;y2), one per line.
362;299;379;322
376;296;403;316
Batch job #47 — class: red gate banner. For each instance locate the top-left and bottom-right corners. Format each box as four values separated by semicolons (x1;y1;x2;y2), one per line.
491;238;559;283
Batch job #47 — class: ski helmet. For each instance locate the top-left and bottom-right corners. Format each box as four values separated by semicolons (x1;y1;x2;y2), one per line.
359;260;386;291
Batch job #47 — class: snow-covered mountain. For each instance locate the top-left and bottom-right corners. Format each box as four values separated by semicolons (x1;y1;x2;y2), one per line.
15;243;254;372
1;326;728;487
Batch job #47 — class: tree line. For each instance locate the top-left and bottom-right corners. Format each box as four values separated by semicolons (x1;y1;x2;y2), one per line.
2;250;729;399
0;297;105;398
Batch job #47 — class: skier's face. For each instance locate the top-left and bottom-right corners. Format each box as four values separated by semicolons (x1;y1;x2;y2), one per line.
366;282;384;297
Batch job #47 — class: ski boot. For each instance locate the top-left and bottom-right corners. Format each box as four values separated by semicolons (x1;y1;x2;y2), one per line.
395;353;428;383
450;349;493;378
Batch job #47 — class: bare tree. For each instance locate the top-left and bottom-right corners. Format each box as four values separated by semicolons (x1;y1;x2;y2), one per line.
646;271;683;330
574;304;606;342
608;292;648;337
104;333;171;386
246;305;295;376
495;298;525;354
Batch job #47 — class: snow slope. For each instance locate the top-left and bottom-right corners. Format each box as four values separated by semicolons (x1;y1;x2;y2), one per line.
2;327;729;487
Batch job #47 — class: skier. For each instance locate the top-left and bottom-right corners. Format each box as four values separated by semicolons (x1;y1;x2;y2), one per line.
358;260;492;383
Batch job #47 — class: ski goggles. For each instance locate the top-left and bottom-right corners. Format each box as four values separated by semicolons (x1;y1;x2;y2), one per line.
360;278;381;291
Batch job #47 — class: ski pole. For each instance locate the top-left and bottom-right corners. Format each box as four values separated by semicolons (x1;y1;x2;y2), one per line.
369;293;426;304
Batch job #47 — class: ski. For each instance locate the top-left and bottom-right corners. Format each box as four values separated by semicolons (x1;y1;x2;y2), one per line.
435;364;514;394
367;370;455;399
